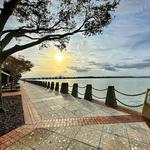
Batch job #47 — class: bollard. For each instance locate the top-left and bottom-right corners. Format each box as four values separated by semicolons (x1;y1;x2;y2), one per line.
39;81;42;86
84;84;92;101
50;82;54;90
142;89;150;120
47;82;50;89
105;86;117;108
55;82;59;91
60;83;68;94
71;83;78;98
45;82;47;88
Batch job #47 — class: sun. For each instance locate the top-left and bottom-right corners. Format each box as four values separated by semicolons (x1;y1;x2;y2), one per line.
55;53;63;62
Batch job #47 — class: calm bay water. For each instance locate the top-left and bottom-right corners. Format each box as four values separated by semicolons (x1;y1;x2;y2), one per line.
40;78;150;111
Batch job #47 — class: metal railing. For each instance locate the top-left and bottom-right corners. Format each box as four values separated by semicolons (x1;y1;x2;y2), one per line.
116;98;144;108
92;94;106;100
78;85;86;89
114;88;146;108
92;87;107;92
115;89;146;96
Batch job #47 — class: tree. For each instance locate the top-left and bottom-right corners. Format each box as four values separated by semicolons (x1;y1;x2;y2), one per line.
0;0;120;112
2;55;33;89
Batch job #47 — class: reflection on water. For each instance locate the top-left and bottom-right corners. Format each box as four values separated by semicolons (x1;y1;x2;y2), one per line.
39;78;150;112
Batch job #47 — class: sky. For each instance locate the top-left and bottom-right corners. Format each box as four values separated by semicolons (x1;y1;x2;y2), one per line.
11;0;150;77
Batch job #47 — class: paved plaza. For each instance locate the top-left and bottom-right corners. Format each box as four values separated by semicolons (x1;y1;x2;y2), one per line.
0;82;150;150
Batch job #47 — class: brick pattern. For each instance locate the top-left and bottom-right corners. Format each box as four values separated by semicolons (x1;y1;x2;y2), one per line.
2;92;21;97
21;87;41;125
0;114;146;150
0;126;34;150
1;87;150;150
34;115;145;128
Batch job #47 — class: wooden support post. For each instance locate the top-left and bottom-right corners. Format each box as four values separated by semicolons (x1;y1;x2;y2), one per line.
71;83;78;98
60;83;68;94
105;86;117;108
50;82;54;90
84;84;92;101
55;82;59;91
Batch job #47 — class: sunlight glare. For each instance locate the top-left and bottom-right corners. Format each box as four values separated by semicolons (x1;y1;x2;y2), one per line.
55;53;63;62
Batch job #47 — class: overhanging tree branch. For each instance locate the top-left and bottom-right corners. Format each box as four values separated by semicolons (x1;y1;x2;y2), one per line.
3;24;85;58
0;0;21;34
0;0;120;111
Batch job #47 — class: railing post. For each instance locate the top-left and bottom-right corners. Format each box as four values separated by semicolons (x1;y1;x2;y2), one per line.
84;84;92;101
47;82;50;89
105;86;117;108
142;89;150;120
50;82;54;90
71;83;78;98
44;82;47;88
39;81;42;86
60;82;68;94
55;82;59;91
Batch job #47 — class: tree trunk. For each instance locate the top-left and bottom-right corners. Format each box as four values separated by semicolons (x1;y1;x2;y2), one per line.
0;64;4;112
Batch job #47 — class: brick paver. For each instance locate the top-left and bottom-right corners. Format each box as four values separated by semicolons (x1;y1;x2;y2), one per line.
0;82;150;150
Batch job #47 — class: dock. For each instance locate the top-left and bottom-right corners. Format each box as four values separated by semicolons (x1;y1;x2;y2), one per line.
0;81;150;150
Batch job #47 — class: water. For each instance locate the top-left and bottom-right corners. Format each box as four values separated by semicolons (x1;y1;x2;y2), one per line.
38;78;150;112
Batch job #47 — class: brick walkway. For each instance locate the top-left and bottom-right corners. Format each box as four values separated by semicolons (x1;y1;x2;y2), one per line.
0;82;150;150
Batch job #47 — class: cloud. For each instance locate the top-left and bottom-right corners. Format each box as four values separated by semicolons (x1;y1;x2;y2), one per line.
68;66;91;73
120;57;134;61
115;61;150;69
130;33;150;50
88;61;118;72
144;58;150;62
92;47;117;51
88;59;150;72
103;64;118;71
88;61;100;66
